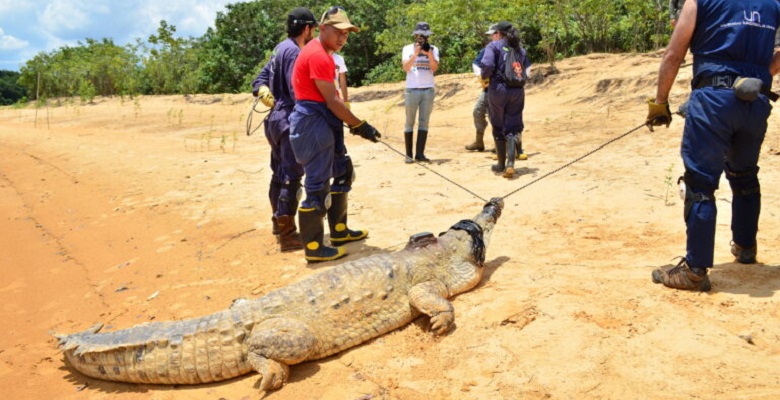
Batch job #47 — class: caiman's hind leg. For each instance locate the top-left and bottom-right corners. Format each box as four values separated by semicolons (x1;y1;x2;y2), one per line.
247;318;318;391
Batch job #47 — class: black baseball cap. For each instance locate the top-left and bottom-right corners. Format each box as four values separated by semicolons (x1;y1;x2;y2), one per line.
288;7;318;27
495;21;513;33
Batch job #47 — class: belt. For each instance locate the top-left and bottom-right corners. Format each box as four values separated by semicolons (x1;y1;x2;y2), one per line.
694;75;779;101
407;87;433;90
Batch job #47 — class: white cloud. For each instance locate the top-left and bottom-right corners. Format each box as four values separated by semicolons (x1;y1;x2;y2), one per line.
0;0;236;70
0;0;28;15
39;1;92;34
0;27;28;50
132;0;234;36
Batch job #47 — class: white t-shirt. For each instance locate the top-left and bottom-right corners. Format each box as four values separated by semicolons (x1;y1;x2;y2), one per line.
333;53;347;86
332;53;348;99
402;43;439;89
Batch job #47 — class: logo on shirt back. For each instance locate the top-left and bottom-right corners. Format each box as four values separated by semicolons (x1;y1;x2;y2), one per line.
720;9;775;31
744;10;761;23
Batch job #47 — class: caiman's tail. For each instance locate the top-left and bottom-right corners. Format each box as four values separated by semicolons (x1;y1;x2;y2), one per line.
54;308;253;384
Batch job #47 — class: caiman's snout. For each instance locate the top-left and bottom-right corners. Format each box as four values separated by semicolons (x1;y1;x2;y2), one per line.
483;197;504;221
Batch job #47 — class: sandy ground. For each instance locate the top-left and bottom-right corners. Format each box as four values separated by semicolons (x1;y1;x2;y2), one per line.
2;52;780;400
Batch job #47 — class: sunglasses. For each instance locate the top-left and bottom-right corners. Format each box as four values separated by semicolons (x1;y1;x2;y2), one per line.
327;5;346;15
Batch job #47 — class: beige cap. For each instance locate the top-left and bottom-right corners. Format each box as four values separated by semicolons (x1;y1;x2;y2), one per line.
320;6;360;33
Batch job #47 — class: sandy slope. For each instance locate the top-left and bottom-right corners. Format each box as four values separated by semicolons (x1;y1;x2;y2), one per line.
2;52;780;400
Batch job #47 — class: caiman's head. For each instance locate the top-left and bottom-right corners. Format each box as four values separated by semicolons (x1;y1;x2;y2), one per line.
441;197;504;294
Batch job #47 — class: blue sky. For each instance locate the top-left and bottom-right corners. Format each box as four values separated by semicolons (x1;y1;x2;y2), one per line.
0;0;238;71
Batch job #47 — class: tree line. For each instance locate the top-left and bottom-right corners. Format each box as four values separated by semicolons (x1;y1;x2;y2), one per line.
4;0;670;103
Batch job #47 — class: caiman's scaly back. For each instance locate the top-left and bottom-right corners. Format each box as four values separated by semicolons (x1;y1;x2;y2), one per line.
56;198;504;391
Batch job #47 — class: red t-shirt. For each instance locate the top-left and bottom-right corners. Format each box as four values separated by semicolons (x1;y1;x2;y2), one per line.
292;39;336;103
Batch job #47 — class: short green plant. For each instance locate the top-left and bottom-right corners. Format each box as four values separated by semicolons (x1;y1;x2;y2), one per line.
220;134;228;152
663;163;675;206
133;97;141;118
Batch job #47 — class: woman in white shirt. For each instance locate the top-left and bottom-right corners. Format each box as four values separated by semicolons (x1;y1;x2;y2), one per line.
401;22;439;163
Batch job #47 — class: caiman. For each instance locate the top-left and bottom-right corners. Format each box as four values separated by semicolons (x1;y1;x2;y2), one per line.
55;197;504;391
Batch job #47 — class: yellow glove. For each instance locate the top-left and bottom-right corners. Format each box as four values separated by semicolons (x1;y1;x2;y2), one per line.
345;101;351;110
257;85;275;108
645;98;672;132
479;77;490;89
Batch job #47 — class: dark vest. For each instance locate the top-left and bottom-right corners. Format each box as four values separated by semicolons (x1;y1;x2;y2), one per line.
691;0;780;88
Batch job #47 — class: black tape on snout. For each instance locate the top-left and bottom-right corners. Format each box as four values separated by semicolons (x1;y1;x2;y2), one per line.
485;198;503;220
443;220;486;266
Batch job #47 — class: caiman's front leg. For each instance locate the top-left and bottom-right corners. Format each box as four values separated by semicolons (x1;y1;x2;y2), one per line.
247;317;318;391
409;280;454;335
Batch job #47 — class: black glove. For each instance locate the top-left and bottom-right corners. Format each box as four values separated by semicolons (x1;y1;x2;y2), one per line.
350;120;381;143
252;89;258;97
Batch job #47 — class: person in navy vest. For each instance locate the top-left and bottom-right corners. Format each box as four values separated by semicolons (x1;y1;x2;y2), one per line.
480;21;531;179
251;7;318;253
646;0;780;291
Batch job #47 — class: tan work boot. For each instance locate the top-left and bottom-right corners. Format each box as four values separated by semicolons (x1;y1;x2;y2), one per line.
651;258;711;292
465;132;485;151
276;215;303;252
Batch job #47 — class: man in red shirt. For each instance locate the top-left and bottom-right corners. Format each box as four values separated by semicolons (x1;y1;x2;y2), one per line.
289;6;381;262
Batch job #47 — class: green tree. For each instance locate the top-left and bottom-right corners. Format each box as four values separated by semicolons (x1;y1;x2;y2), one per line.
197;0;407;92
198;1;295;94
141;20;201;95
0;70;25;105
17;39;140;99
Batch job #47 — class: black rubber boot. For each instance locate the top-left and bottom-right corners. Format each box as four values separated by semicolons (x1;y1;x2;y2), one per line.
491;140;506;172
298;207;346;263
404;131;414;163
327;192;368;246
276;215;303;252
415;130;430;162
504;136;516;178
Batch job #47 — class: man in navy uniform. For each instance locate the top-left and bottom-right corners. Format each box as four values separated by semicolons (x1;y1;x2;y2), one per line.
647;0;780;291
252;7;318;252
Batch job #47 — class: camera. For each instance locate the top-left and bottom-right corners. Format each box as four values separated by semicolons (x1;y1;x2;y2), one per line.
417;36;431;53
